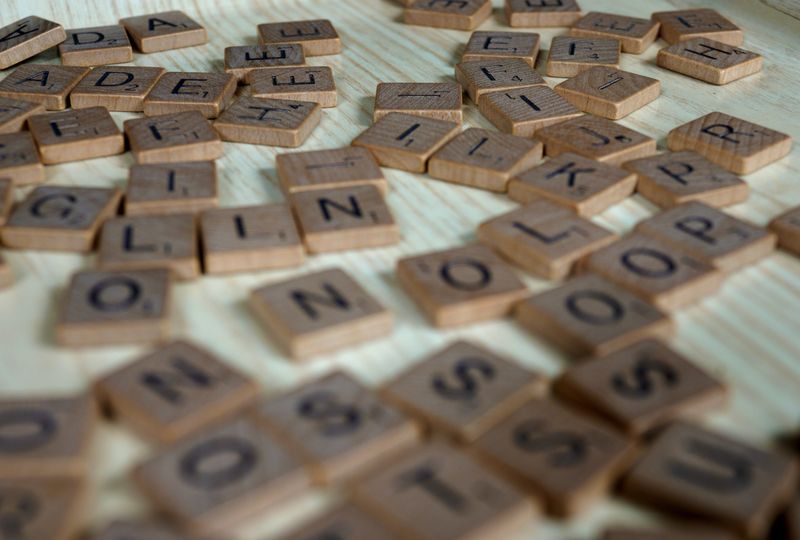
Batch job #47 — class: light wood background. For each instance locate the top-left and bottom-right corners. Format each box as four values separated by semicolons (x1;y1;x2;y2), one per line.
2;0;799;538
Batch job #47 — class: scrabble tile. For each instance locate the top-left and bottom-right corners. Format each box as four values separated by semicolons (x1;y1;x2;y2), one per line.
0;178;11;225
535;115;656;165
623;151;749;209
657;38;763;85
462;31;541;67
58;25;133;66
0;65;89;110
277;504;403;540
404;0;493;31
554;66;660;120
0;131;44;186
351;112;460;173
97;214;199;280
554;339;726;436
352;442;535;540
95;339;259;443
254;371;419;484
144;71;236;119
28;107;125;164
124;111;223;164
70;66;166;112
224;44;306;82
508;152;637;216
0;394;95;478
769;205;800;256
0;96;45;133
213;96;321;147
248;66;337;108
250;268;393;359
120;11;207;53
652;9;743;47
600;526;738;540
397;244;528;327
1;186;121;252
515;273;673;357
373;82;463;123
636;202;776;273
429;128;543;192
474;398;634;516
0;16;66;69
0;252;12;289
56;268;172;346
290;185;399;253
667;112;793;175
505;0;582;28
125;162;218;216
570;12;660;54
276;147;387;195
91;519;190;540
257;19;341;56
789;496;800;540
0;477;86;540
455;59;547;105
477;201;618;279
622;422;798;539
134;418;310;536
546;36;620;78
200;204;305;274
585;233;723;311
382;340;546;442
478;86;583;137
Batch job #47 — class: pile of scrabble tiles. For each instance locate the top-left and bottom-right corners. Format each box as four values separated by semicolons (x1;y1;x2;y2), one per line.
0;1;799;539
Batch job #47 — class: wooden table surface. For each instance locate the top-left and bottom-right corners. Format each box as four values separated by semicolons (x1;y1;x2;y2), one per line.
2;0;800;538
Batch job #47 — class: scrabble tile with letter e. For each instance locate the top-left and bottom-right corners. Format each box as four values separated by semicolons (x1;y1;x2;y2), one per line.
144;71;236;119
373;82;463;123
0;16;66;69
546;36;620;78
657;38;763;85
0;96;44;133
224;44;305;82
570;12;660;54
213;96;321;147
0;65;89;110
652;9;743;46
0;477;86;540
58;25;133;66
455;59;546;105
125;162;218;216
125;111;223;164
70;66;166;112
248;67;337;108
120;11;207;53
0;131;44;186
462;31;541;67
257;19;341;56
397;244;528;327
769;205;800;256
554;66;660;120
404;0;493;31
28;107;125;164
277;504;403;540
505;0;582;28
276;147;387;195
95;339;259;443
479;86;582;138
250;268;393;359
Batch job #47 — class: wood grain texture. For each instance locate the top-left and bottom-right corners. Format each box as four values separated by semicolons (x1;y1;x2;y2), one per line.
2;1;800;539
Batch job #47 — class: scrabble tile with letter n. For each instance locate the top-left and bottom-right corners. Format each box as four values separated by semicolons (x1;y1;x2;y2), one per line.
213;96;321;147
58;25;133;66
0;65;89;110
0;131;44;186
652;9;743;46
120;10;207;53
0;477;85;540
657;38;763;85
144;71;237;119
257;19;341;56
0;16;66;69
462;31;541;67
570;12;660;54
505;0;583;28
404;0;493;31
554;66;661;120
28;107;125;164
276;147;387;195
0;96;44;133
124;111;223;164
125;162;218;216
70;66;166;112
373;82;463;123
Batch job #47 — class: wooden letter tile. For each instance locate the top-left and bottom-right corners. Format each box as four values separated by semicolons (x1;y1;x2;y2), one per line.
28;107;124;164
554;339;726;436
0;178;11;225
213;96;321;147
277;504;403;540
505;0;582;28
636;202;776;273
373;82;463;123
455;59;546;105
124;111;223;164
667;111;792;174
250;267;393;359
404;0;493;31
479;86;582;137
623;151;749;208
652;9;743;46
257;19;341;56
225;44;305;82
474;398;634;516
144;71;236;119
535;115;656;165
570;12;660;54
546;36;620;78
0;477;85;540
58;25;133;66
353;442;535;540
133;418;310;536
622;421;797;539
276;147;387;195
657;38;762;85
382;340;546;442
0;131;44;186
0;65;89;110
429;128;543;192
95;339;259;443
601;526;738;540
57;268;172;346
462;31;541;67
515;273;673;357
97;214;199;280
0;96;44;133
254;371;419;483
477;201;618;279
92;519;190;540
120;11;207;53
70;66;165;112
554;66;660;120
508;152;637;216
2;185;121;252
125;162;218;216
0;252;12;289
0;394;95;478
248;66;337;108
200;204;305;274
397;244;528;327
0;16;66;69
352;112;460;173
769;205;800;256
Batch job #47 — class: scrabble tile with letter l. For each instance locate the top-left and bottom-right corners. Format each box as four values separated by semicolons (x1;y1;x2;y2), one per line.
546;36;621;78
0;131;45;186
515;273;673;357
0;96;45;133
769;205;800;256
28;107;125;164
505;0;582;28
276;504;403;540
144;71;237;119
373;82;463;123
224;44;306;82
478;86;583;138
0;477;86;540
250;268;393;359
213;96;321;147
397;244;528;327
554;66;661;120
0;16;66;69
455;59;546;105
248;67;337;108
657;38;763;85
276;147;387;195
0;65;89;110
120;11;207;53
70;66;166;112
652;9;743;46
462;31;541;67
404;0;493;31
570;12;660;54
257;19;341;56
58;25;133;66
125;162;217;216
124;111;224;164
